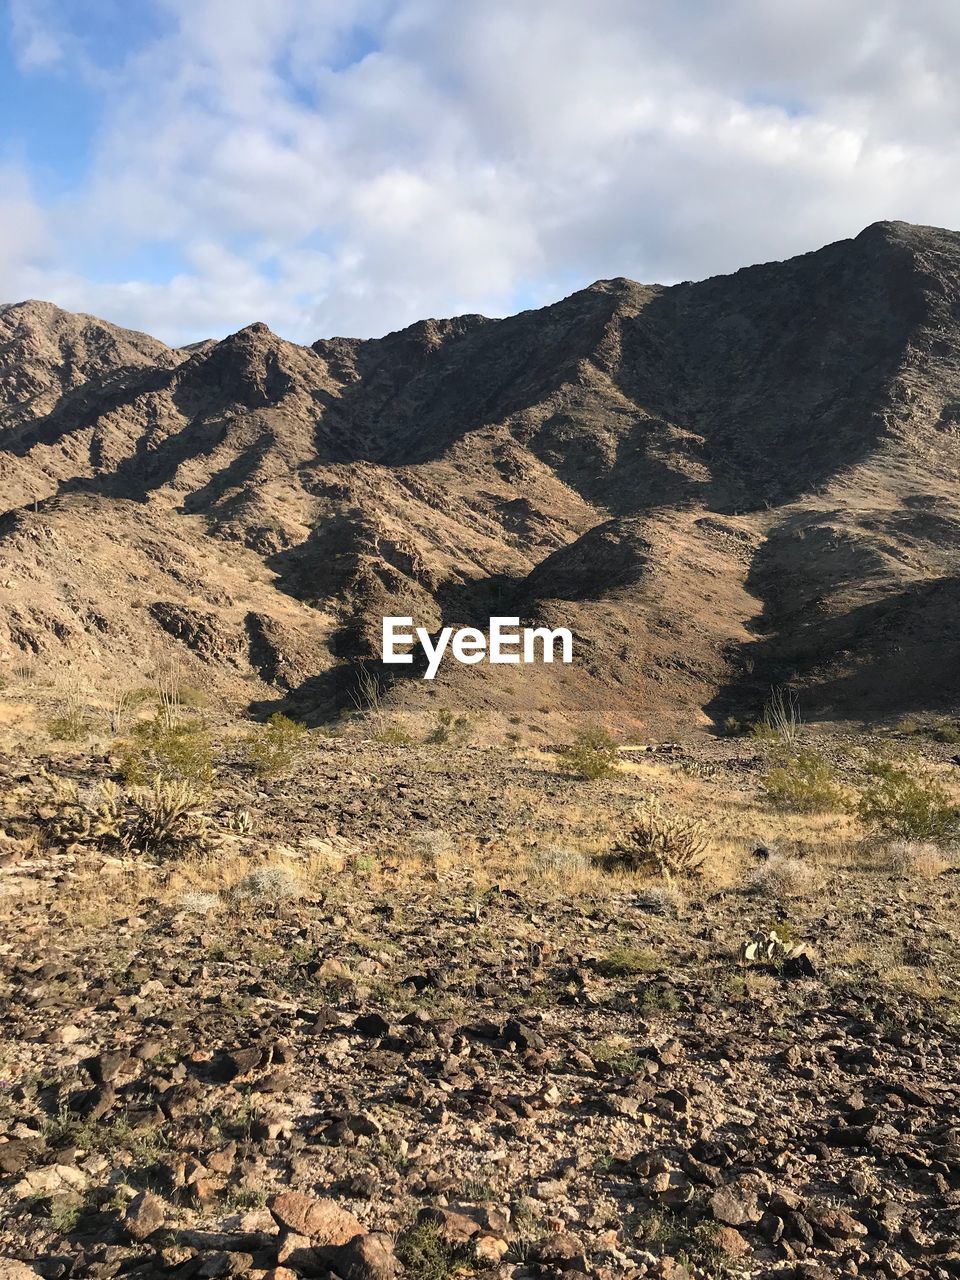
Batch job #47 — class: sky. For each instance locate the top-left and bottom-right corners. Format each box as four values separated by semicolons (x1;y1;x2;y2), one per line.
2;0;960;346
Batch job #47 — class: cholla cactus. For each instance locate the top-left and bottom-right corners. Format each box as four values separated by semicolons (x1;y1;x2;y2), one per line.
43;771;209;858
50;780;123;845
616;799;709;881
124;778;206;856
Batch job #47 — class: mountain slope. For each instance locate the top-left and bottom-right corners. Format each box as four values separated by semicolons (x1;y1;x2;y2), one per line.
1;221;959;734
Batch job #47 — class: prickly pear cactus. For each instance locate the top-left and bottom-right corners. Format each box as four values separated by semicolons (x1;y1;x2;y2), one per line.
739;925;813;974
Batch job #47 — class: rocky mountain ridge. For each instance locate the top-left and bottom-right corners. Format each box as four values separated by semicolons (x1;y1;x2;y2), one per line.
2;220;959;733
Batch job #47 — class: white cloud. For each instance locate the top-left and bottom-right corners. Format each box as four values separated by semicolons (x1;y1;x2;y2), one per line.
0;166;51;292
6;0;960;344
8;0;66;70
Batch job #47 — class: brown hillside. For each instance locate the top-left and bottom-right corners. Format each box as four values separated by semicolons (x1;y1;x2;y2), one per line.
1;221;959;734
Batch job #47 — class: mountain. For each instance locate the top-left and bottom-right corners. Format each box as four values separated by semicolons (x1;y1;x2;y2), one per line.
2;220;960;735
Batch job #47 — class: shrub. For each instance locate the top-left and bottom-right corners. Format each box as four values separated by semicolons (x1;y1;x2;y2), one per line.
243;713;309;778
46;707;91;742
636;883;686;916
615;799;708;881
884;840;949;878
748;853;817;899
229;865;303;904
858;758;960;841
408;829;454;863
594;945;660;977
425;708;472;746
532;845;591;878
119;715;214;786
395;1222;475;1280
761;748;846;813
374;723;415;746
557;726;620;780
751;686;802;745
179;890;220;914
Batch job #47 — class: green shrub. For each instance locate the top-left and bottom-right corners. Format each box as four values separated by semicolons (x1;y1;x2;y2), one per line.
557;726;620;780
761;748;846;813
46;707;91;742
594;946;660;977
374;723;415;746
425;708;472;746
395;1222;476;1280
243;713;309;778
119;715;214;786
858;758;960;841
722;715;746;737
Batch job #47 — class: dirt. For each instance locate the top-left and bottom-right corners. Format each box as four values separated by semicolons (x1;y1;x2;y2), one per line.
0;719;958;1279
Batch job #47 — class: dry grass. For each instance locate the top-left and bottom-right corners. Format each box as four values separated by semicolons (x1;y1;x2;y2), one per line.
883;839;950;878
747;853;819;900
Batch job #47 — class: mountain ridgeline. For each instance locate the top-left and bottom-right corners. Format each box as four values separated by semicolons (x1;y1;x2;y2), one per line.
1;220;959;734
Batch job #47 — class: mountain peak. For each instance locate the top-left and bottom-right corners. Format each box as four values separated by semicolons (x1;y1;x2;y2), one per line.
2;224;960;731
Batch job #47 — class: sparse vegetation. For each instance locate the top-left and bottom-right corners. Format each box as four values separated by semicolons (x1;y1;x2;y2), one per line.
748;852;817;899
858;757;960;841
636;882;686;915
594;945;660;977
119;714;215;786
243;712;310;778
751;685;802;745
44;773;209;857
46;706;91;742
124;777;209;856
556;726;620;780
591;1035;644;1075
425;708;473;746
884;839;949;878
374;723;416;746
395;1222;478;1279
408;829;454;863
532;844;591;879
229;865;303;904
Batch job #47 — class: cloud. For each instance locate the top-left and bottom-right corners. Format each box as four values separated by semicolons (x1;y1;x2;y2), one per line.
8;0;66;70
0;166;51;292
5;0;960;344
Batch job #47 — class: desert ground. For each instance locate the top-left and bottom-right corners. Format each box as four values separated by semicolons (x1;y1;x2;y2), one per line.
0;675;958;1280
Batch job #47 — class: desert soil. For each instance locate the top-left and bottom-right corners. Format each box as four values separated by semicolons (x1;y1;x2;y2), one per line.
0;705;958;1280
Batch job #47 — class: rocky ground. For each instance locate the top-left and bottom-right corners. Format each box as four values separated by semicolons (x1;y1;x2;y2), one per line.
0;725;959;1280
